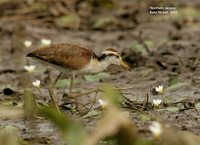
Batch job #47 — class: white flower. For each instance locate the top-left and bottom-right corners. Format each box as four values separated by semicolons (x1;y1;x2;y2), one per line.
24;65;36;73
41;39;51;46
155;85;164;94
23;40;32;48
153;99;162;107
149;121;163;138
32;80;41;88
98;99;108;108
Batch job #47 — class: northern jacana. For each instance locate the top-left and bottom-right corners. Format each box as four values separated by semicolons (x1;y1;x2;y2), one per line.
27;43;130;109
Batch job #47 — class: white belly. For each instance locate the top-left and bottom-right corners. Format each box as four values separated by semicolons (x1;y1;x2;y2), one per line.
30;57;109;75
77;58;108;74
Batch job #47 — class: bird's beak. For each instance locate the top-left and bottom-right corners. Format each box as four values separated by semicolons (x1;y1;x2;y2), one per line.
120;59;131;71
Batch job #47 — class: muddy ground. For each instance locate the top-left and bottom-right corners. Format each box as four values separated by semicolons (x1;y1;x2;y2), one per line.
0;0;200;145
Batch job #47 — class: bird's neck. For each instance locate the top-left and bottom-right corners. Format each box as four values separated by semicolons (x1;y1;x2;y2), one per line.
97;59;111;71
80;57;110;74
98;54;106;61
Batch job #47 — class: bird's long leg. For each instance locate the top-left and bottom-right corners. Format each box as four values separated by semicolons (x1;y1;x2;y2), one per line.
48;72;62;113
68;73;74;98
68;73;81;109
52;73;63;89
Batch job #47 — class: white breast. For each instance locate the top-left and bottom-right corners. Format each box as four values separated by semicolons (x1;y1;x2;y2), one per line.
78;59;109;74
31;57;110;75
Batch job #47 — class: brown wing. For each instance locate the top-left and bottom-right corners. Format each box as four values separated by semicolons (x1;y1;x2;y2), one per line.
27;43;98;70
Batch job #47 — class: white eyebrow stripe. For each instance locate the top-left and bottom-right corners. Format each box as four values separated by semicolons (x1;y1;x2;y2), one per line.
103;50;118;56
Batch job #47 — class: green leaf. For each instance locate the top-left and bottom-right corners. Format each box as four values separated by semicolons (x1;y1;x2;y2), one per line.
84;72;110;82
138;113;151;122
40;107;88;145
23;90;38;119
135;138;156;145
31;2;48;11
2;101;15;106
169;77;180;86
102;84;121;107
144;40;155;48
165;82;189;92
166;77;189;91
55;14;80;29
131;42;146;54
164;107;179;113
0;125;20;145
55;79;70;89
55;79;81;89
131;40;155;54
1;125;19;133
93;17;115;29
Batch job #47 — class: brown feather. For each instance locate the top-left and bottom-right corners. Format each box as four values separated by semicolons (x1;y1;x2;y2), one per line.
105;48;119;53
27;43;98;70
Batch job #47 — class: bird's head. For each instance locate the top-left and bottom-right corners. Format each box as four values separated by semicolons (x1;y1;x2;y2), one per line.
99;48;131;71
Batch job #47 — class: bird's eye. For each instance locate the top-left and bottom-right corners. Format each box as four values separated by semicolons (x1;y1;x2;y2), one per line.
116;55;120;58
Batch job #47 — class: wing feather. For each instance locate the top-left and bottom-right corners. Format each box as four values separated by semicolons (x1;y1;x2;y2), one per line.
27;43;97;70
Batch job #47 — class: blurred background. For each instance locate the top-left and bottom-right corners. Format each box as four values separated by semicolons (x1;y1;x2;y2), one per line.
0;0;200;145
0;0;200;69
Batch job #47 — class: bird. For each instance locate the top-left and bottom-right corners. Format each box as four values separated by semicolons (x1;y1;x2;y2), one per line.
27;43;130;110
